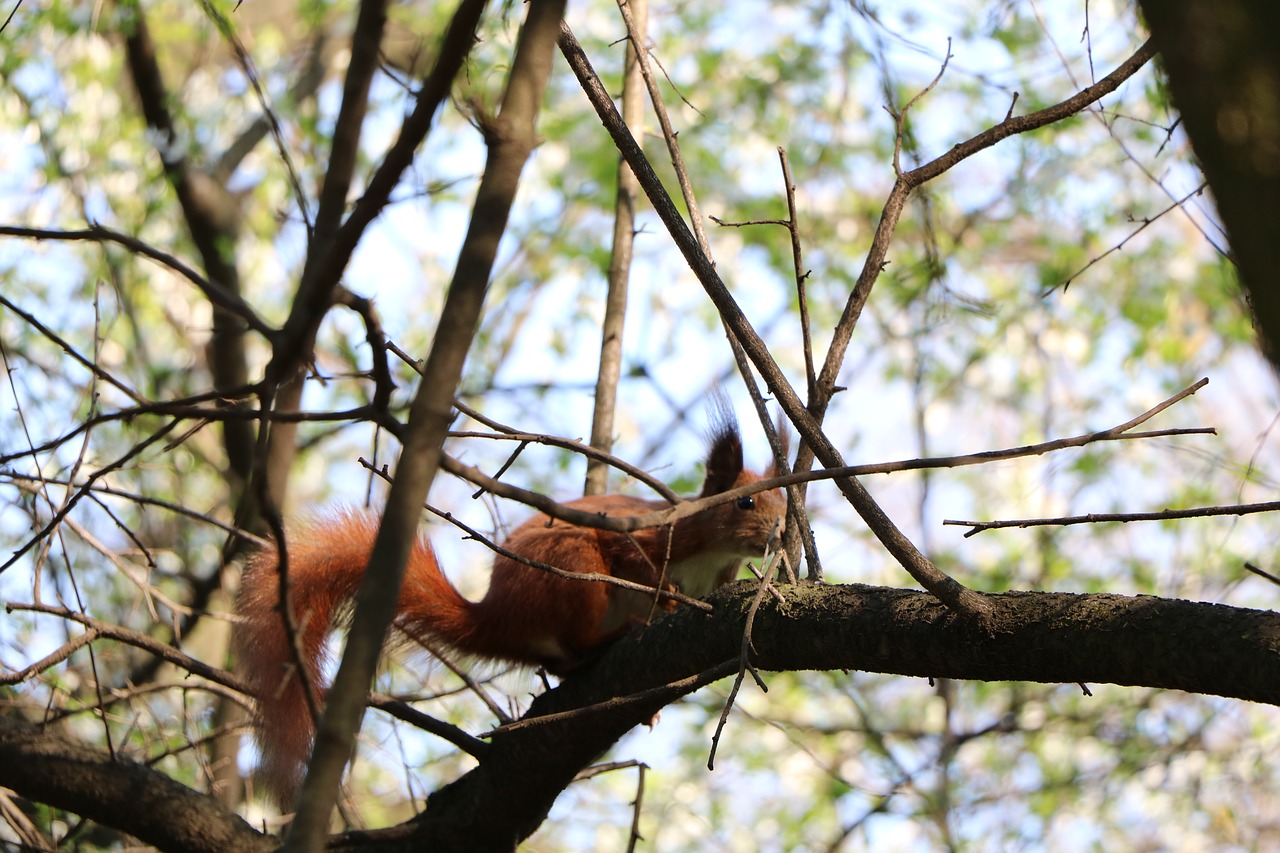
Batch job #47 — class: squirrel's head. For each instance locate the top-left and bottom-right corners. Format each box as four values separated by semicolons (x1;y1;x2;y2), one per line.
692;416;788;557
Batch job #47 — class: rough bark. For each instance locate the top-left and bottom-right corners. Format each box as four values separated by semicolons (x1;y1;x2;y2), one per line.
330;583;1279;852
1139;1;1280;367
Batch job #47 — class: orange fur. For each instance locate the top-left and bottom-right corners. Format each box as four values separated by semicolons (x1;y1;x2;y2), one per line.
235;426;785;803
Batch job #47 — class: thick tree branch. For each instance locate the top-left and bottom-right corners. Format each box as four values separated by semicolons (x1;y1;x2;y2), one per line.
0;716;274;853
322;582;1280;851
1138;1;1280;369
7;584;1276;851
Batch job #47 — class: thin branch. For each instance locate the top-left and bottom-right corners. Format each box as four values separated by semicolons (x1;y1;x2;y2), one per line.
44;680;249;724
483;659;740;736
193;0;312;232
585;0;648;496
0;474;269;550
565;22;978;617
404;638;514;725
626;762;646;853
445;393;678;502
811;39;1158;441
0;290;145;403
374;378;1214;542
713;148;824;578
214;29;329;182
310;0;388;247
0;388;389;467
266;0;488;390
904;39;1157;187
333;286;396;414
1;418;185;574
1053;181;1209;294
0;628;99;686
707;560;776;770
6;603;247;694
446;429;681;504
616;0;707;248
1244;562;1280;588
946;500;1280;537
606;7;803;582
367;693;490;760
777;148;818;406
0;227;272;338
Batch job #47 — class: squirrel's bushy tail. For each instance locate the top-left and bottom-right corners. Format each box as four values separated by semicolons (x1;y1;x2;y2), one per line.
234;510;474;804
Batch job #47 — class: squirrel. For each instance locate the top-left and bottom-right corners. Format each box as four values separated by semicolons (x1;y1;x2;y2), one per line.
234;418;787;802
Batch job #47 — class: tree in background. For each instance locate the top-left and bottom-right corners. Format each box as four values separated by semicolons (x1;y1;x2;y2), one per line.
0;1;1277;850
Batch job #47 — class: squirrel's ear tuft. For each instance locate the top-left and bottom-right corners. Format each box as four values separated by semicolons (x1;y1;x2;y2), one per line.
701;394;744;496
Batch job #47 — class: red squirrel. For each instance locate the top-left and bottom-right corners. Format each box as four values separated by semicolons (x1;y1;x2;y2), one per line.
235;420;786;801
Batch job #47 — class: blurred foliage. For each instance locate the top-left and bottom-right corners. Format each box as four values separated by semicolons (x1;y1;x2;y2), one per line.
0;0;1277;850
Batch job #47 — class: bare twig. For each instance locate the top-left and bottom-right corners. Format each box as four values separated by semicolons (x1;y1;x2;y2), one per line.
573;758;646;783
0;419;184;574
0;288;142;409
0;229;271;339
406;639;514;725
0;628;99;686
446;429;681;504
1052;181;1209;294
627;762;647;853
713;148;823;578
1244;562;1280;588
707;559;776;770
807;39;1159;456
0;388;386;467
332;286;396;414
193;0;311;232
887;37;953;177
777;149;818;406
446;393;679;501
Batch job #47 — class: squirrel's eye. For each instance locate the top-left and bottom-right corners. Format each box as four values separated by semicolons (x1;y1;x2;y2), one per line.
736;496;756;511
